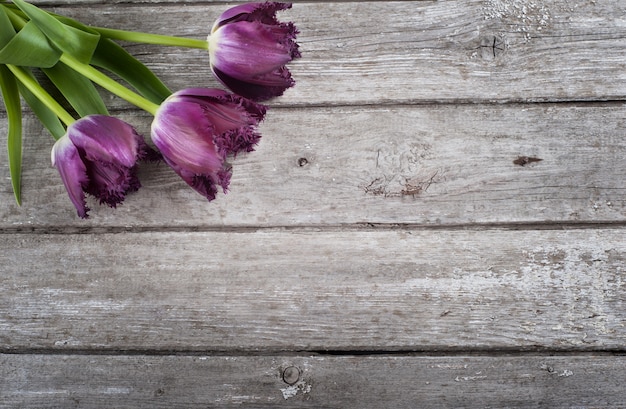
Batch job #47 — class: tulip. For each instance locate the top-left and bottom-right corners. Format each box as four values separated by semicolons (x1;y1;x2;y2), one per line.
151;88;266;201
51;115;155;218
207;2;300;101
91;2;300;100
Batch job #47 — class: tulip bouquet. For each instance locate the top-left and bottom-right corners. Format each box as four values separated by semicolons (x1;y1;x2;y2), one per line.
0;0;299;217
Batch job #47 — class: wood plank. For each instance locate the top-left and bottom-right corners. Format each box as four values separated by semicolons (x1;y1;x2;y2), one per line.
1;229;624;351
2;104;625;227
1;0;623;110
23;0;624;107
1;353;624;408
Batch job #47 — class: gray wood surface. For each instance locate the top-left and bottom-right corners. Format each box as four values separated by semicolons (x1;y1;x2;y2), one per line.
75;1;626;104
1;0;625;407
2;229;624;351
2;103;626;226
1;354;624;408
9;0;626;107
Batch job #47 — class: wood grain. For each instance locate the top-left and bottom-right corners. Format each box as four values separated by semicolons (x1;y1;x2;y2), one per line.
1;229;624;351
2;104;625;227
1;0;625;406
4;0;624;109
1;353;624;408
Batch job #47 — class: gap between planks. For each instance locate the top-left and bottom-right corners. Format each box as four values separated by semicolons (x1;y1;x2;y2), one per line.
2;220;626;235
2;349;625;357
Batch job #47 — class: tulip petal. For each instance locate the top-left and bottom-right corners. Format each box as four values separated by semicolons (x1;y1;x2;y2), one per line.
152;99;223;175
167;159;220;201
51;136;90;218
84;160;140;208
151;88;266;201
213;127;261;159
67;115;141;168
175;88;266;135
211;21;294;76
208;2;299;101
172;88;267;120
212;65;294;101
52;115;151;217
212;2;293;31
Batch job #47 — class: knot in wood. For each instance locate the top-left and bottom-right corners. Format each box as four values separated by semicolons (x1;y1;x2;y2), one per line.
479;35;506;60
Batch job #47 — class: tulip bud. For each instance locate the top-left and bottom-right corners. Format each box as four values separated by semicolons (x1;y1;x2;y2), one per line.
51;115;154;218
151;88;266;201
208;2;300;101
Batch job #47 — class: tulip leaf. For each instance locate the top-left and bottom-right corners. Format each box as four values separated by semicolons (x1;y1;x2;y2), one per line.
0;65;23;205
1;6;61;68
17;77;66;140
0;21;62;68
0;6;17;47
91;38;172;104
50;13;171;104
11;0;100;63
43;62;109;117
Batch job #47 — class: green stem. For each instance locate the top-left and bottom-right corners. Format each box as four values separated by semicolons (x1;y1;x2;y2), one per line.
59;53;161;115
7;64;75;128
4;3;207;49
94;27;209;50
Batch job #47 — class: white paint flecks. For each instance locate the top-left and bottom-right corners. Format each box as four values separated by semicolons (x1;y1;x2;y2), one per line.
483;0;551;40
280;380;312;400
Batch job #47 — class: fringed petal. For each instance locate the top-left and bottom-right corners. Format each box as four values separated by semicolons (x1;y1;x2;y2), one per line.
151;88;266;201
212;2;293;31
212;65;294;101
208;2;300;101
84;161;141;208
214;127;262;158
53;115;150;217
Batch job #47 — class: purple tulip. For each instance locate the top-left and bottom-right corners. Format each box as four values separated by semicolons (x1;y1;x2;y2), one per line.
208;2;300;101
51;115;155;218
151;88;267;201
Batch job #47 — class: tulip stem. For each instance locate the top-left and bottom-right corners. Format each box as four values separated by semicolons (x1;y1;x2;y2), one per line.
59;54;161;115
6;64;75;129
94;27;209;50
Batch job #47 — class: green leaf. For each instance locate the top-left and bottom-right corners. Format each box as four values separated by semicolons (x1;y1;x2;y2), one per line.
17;74;66;140
0;21;62;68
48;13;170;103
12;0;100;63
43;62;108;116
2;0;62;67
0;6;17;47
91;38;172;104
0;65;23;205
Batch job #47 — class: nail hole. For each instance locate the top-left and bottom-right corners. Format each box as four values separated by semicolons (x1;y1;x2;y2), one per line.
298;157;309;167
282;366;301;385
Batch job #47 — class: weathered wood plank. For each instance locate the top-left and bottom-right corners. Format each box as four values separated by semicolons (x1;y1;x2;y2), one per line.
1;229;624;351
23;0;623;107
2;104;625;226
1;353;624;408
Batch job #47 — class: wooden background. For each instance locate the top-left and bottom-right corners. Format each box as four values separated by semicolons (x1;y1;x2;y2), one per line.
1;0;625;407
